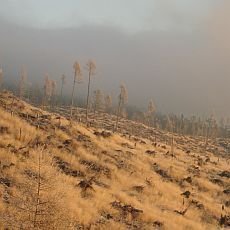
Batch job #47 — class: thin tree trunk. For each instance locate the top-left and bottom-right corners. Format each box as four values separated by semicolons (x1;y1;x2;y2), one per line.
171;133;174;155
60;81;64;106
70;80;76;118
86;72;91;123
114;96;122;132
33;151;41;228
205;125;210;150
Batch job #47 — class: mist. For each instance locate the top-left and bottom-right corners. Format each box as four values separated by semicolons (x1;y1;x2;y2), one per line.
0;1;229;118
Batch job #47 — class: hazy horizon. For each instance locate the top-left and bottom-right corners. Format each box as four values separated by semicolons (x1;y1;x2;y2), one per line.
0;0;229;118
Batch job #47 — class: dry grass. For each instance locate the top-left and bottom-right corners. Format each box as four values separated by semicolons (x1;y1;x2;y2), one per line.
0;91;229;229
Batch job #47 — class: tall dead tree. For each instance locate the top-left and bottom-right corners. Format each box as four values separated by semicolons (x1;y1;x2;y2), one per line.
50;80;57;108
204;114;216;150
167;116;174;155
70;62;82;118
33;149;42;228
60;74;66;105
43;74;52;108
114;84;128;132
86;60;96;123
93;89;103;114
104;94;112;113
146;100;156;127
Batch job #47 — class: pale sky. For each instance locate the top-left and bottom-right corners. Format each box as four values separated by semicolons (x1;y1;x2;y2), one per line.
0;0;229;117
0;0;218;31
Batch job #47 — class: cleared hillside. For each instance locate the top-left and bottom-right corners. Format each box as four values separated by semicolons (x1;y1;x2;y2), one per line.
0;91;229;229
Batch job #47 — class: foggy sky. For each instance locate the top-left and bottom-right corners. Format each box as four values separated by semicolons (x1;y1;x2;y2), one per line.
0;0;229;117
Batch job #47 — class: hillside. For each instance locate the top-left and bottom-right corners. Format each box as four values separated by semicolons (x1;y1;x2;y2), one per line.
0;91;229;229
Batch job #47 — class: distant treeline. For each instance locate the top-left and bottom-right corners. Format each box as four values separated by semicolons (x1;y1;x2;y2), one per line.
3;80;229;139
1;65;229;139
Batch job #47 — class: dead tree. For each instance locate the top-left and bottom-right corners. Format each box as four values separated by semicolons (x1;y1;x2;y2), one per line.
104;94;112;114
93;89;103;115
70;62;82;118
60;74;66;105
167;116;175;155
43;74;52;108
114;84;128;132
204;115;215;150
85;60;96;123
146;100;156;127
33;149;42;228
50;80;57;108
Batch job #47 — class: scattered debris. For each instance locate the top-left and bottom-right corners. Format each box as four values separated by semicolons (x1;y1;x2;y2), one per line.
80;159;111;177
94;130;112;138
0;126;9;134
223;189;230;195
145;150;156;155
181;191;191;199
145;177;152;186
78;178;95;192
218;171;230;178
121;142;134;149
132;185;145;193
152;163;172;181
24;169;38;179
111;201;143;219
174;204;190;216
209;178;224;186
152;221;164;228
0;178;11;187
1;162;15;170
190;200;204;210
187;165;200;176
219;214;230;227
53;156;84;177
183;176;192;184
225;200;230;207
63;139;72;146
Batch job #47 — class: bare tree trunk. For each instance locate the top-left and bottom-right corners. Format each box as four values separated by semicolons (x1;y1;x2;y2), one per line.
70;80;76;118
33;151;41;228
114;96;122;132
205;125;210;151
60;81;64;106
50;93;56;110
86;72;91;123
171;133;174;155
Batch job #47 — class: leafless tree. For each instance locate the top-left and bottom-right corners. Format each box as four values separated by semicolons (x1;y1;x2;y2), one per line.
43;74;52;108
50;80;57;108
104;94;112;114
60;74;66;105
167;116;175;155
146;100;156;126
114;84;128;132
71;62;82;118
204;114;217;150
85;60;96;123
93;89;103;114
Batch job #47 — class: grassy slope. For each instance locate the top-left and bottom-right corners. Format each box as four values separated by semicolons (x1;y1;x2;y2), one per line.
0;91;229;229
